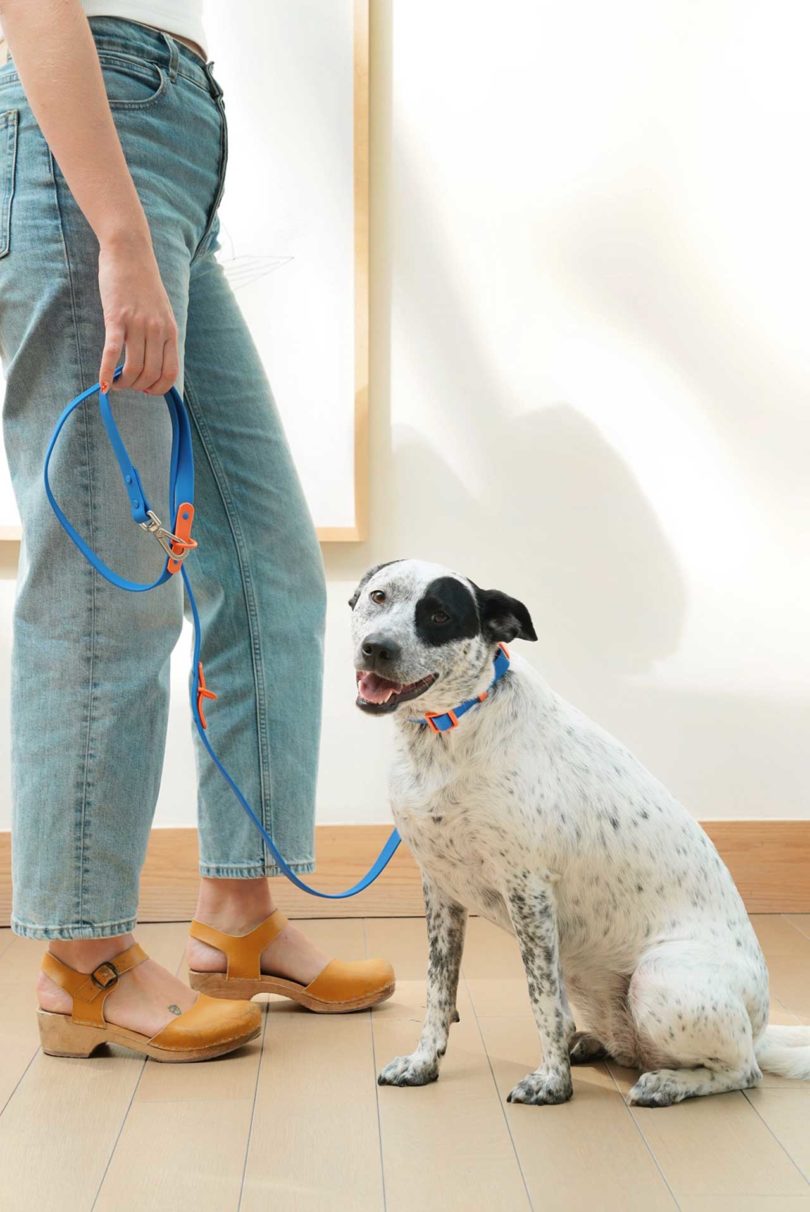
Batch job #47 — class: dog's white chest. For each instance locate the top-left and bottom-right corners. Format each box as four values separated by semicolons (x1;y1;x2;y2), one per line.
389;744;529;924
397;808;514;925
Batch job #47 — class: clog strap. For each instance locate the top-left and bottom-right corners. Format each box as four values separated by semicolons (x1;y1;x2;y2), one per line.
189;909;289;979
41;942;148;1027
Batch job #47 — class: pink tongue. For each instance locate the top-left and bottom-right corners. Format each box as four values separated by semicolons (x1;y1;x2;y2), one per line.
358;672;403;703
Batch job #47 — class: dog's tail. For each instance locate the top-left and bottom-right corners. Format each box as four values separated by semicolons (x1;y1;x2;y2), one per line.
755;1025;810;1079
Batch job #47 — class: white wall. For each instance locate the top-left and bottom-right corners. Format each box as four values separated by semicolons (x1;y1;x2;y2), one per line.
1;0;808;832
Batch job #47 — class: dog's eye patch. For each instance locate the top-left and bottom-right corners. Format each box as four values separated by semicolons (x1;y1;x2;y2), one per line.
414;577;480;646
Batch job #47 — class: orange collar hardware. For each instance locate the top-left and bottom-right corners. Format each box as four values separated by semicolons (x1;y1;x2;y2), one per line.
411;643;511;734
196;662;217;729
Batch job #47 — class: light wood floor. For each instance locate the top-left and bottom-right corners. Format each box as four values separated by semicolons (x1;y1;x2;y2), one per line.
0;915;809;1212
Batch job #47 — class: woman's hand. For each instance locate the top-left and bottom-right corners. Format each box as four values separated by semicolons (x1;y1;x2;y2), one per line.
0;0;180;395
97;232;179;395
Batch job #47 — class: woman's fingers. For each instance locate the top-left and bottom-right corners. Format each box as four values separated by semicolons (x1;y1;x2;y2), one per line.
115;324;146;391
130;317;167;394
149;335;180;397
98;323;124;393
138;315;179;395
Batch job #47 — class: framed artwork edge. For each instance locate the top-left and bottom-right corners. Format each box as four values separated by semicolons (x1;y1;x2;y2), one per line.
1;523;368;545
0;0;370;548
350;0;370;545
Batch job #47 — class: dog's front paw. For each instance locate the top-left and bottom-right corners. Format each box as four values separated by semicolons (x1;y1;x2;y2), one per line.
378;1053;439;1087
507;1066;573;1106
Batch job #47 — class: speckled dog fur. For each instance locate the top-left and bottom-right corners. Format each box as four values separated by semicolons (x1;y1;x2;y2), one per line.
351;559;810;1106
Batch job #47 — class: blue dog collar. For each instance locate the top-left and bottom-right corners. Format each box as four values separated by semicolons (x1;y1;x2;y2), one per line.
409;643;511;734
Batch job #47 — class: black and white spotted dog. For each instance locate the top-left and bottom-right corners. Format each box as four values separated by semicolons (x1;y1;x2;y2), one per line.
350;559;810;1107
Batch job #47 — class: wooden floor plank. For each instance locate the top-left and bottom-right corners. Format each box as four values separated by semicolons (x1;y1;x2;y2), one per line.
95;1082;260;1212
678;1198;810;1210
745;1087;810;1183
0;937;45;1115
0;1047;145;1212
373;987;530;1210
240;1005;385;1211
751;916;810;1021
365;914;428;979
461;916;524;979
465;977;533;1016
476;1014;677;1211
238;914;384;1210
785;915;810;942
608;1064;808;1199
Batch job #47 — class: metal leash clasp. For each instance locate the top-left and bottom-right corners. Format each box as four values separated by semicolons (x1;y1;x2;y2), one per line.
140;504;197;571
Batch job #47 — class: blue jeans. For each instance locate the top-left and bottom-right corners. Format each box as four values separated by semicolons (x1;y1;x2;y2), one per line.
0;17;326;939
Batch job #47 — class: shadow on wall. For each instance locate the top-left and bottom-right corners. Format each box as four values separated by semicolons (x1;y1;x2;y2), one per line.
390;406;686;683
326;3;686;696
552;167;810;496
324;0;809;818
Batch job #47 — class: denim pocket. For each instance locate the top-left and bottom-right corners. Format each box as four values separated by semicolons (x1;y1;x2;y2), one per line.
97;53;168;109
0;107;18;257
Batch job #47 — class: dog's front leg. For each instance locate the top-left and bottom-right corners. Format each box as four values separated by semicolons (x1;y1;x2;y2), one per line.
378;876;467;1088
506;874;573;1105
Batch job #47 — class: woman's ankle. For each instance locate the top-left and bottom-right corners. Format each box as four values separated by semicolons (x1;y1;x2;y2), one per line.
194;876;275;934
48;933;134;973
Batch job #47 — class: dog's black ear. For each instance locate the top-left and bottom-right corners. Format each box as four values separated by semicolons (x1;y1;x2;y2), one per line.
348;560;403;610
474;586;538;643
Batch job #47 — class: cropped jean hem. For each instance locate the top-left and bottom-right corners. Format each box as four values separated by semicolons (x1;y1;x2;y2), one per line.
11;915;137;941
199;860;316;879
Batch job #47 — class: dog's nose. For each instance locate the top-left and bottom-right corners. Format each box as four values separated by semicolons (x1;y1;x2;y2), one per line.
361;634;401;665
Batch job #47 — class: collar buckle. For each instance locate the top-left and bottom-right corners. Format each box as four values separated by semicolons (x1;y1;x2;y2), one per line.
424;709;459;734
412;645;511;735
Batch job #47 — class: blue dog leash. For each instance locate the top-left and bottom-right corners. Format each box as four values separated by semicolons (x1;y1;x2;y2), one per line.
44;372;510;897
44;369;400;899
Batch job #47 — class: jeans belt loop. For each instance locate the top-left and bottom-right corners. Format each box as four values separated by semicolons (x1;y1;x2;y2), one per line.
205;61;223;100
159;30;179;83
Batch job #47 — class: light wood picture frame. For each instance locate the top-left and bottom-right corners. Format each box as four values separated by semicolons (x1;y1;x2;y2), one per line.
0;0;368;543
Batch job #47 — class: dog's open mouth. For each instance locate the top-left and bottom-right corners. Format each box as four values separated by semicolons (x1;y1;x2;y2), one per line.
355;670;437;713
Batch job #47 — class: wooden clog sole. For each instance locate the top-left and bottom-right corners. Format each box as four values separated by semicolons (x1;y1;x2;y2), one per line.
37;1009;261;1062
188;969;395;1013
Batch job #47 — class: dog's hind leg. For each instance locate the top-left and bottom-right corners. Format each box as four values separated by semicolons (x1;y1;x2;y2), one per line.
565;973;634;1066
569;1031;609;1063
626;946;764;1106
378;877;466;1087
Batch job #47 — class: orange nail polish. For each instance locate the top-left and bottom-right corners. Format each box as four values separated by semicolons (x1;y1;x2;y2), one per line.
100;380;109;393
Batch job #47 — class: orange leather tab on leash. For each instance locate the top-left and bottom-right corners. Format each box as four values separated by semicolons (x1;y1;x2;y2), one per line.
167;502;197;573
196;660;217;728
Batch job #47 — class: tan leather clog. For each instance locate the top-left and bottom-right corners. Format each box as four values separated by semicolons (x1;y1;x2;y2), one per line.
37;942;262;1061
188;909;396;1013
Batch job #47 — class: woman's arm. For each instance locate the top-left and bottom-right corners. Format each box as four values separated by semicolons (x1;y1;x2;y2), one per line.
0;0;178;394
